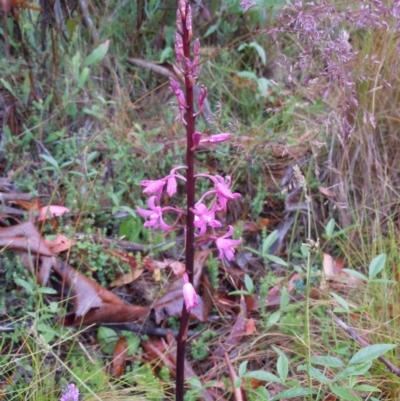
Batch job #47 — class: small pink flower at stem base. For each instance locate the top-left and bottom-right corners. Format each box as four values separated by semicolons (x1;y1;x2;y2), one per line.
215;226;242;261
182;272;199;311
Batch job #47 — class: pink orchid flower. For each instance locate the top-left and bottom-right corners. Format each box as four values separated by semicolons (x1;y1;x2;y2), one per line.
140;179;165;200
191;202;221;236
182;272;199;311
215;226;242;261
137;196;173;231
195;174;241;211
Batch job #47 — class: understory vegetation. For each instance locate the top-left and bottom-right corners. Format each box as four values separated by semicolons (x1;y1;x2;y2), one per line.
1;0;400;400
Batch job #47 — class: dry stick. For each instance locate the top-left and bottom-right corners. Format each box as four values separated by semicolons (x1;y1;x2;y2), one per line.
326;309;400;376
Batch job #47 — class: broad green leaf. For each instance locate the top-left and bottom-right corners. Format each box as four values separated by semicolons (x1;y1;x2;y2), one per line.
84;40;110;67
229;290;252;296
238;361;248;377
237;71;258;81
243;370;282;383
248;41;267;65
234;377;242;389
97;326;118;355
266;311;281;328
352;384;380;392
279;286;290;309
272;346;289;382
329;385;361;401
120;331;140;357
244;274;254;294
71;51;81;81
40;154;59;170
309;355;344;368
330;292;350;311
37;287;57;295
342;269;367;281
78;67;90;89
349;344;395;365
49;302;59;313
271;387;315;400
160;46;173;62
0;78;16;97
368;254;386;280
325;218;336;237
258;77;270;97
335;361;372;380
297;364;330;384
97;326;117;342
265;254;288;267
204;23;218;37
14;278;33;294
262;230;278;255
253;386;270;400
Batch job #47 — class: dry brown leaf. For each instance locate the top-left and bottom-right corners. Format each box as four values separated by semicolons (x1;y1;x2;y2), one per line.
126;59;182;81
112;337;128;377
0;222;53;256
318;186;336;197
322;253;336;276
214;296;247;357
52;260;149;326
110;268;144;287
245;318;257;335
45;234;75;254
36;205;70;222
154;251;209;323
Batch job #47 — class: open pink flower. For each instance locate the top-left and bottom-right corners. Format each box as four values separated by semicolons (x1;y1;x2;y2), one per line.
214;175;241;211
137;196;172;231
215;226;242;261
182;272;199;311
191;202;221;236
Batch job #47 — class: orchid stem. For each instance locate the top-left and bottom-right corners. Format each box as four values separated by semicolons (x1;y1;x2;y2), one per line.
176;1;195;400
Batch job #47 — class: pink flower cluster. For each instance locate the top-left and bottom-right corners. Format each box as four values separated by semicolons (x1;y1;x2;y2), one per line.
137;169;242;262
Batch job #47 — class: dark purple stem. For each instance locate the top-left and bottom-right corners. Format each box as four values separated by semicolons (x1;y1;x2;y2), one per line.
176;2;195;400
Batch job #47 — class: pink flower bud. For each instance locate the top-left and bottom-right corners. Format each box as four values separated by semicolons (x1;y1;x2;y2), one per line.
166;175;177;197
182;272;199;311
175;33;184;63
178;0;186;19
193;39;200;59
176;9;183;33
192;131;202;150
186;4;193;42
201;133;231;143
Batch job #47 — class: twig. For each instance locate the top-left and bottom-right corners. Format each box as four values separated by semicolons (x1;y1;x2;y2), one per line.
326;309;400;377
